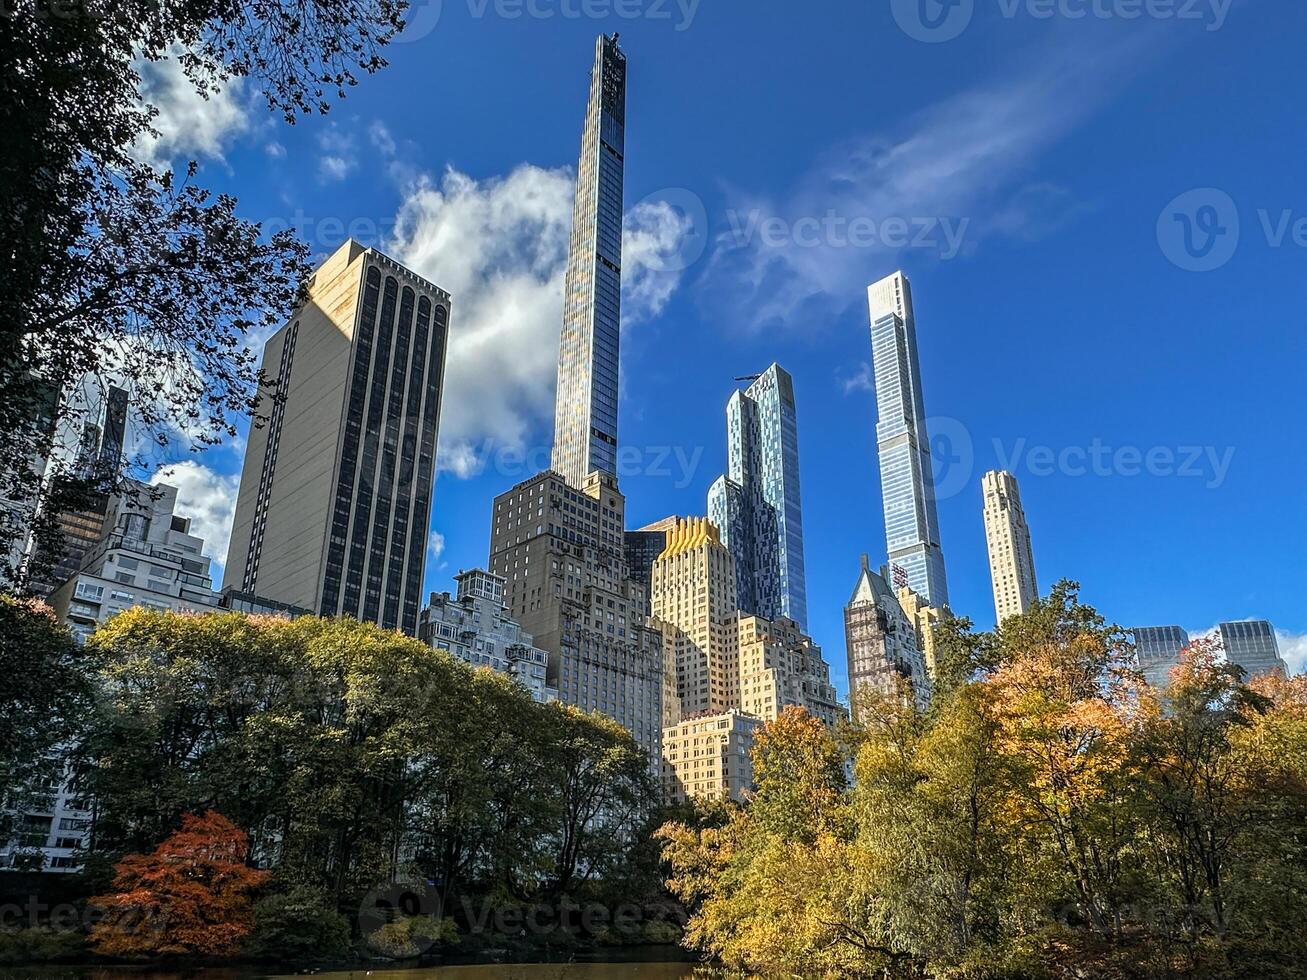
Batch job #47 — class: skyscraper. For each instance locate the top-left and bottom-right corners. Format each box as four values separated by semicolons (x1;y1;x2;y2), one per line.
707;364;808;629
1218;620;1288;679
867;271;949;607
982;469;1038;624
1132;625;1190;689
223;240;451;636
844;555;931;718
552;33;627;488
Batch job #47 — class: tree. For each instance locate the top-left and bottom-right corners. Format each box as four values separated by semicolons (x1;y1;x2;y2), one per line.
0;596;90;841
89;811;268;956
0;0;407;584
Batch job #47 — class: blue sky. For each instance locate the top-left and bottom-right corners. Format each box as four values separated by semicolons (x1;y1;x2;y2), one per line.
139;0;1307;690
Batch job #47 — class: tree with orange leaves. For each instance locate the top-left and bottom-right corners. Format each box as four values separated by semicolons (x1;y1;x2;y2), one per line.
89;811;268;957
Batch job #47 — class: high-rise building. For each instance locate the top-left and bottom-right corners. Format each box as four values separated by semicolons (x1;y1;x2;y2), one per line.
29;385;129;596
1218;620;1288;679
551;33;627;489
661;711;761;805
48;481;218;645
896;585;948;681
845;555;931;718
867;271;948;607
419;569;558;704
624;516;679;618
223;240;451;636
982;470;1038;625
649;517;740;717
707;364;808;629
736;613;843;728
488;470;664;763
1132;625;1190;689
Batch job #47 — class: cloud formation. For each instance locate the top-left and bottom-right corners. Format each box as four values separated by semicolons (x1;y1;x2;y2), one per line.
149;461;240;577
130;50;250;168
387;164;693;478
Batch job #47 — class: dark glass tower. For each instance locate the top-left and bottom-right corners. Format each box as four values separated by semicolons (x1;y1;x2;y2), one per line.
552;34;627;488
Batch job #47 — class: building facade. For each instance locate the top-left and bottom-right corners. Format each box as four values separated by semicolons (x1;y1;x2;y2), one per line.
867;271;949;607
624;516;678;618
1218;620;1288;679
48;482;219;643
418;568;558;704
896;585;947;681
845;556;931;718
707;364;808;629
223;240;451;636
649;517;740;718
661;711;761;805
735;614;843;729
488;470;664;763
0;755;93;873
551;34;627;488
982;470;1038;625
1132;625;1191;689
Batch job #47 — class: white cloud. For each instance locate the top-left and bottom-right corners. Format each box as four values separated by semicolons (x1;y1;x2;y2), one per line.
317;123;357;182
149;461;240;577
841;362;873;395
130;49;250;168
703;31;1158;329
1277;632;1307;677
428;531;446;560
387;164;692;477
265;141;287;159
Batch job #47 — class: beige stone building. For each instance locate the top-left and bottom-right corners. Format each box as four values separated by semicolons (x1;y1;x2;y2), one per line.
737;613;844;729
982;470;1038;625
488;470;665;764
897;586;948;680
661;711;762;805
223;240;451;636
649;517;740;717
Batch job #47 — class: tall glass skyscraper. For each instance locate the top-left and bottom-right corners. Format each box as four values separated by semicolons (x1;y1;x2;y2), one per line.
552;34;627;488
867;271;949;608
1218;620;1288;679
707;364;808;630
1132;625;1190;688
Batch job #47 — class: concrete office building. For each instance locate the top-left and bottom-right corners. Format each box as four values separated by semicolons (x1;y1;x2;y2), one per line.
488;470;664;763
551;34;628;488
1132;625;1191;689
48;481;219;644
0;755;92;873
867;271;949;607
649;517;740;717
223;240;451;636
661;711;762;805
1218;620;1288;679
419;568;558;704
982;470;1038;624
845;556;931;718
707;364;808;629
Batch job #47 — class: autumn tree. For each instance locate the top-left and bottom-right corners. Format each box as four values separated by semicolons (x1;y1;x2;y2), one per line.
90;811;268;956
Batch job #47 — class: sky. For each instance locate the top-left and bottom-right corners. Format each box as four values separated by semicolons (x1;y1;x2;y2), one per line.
133;0;1307;690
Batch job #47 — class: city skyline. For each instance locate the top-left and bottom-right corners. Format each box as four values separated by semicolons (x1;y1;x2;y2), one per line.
88;17;1307;691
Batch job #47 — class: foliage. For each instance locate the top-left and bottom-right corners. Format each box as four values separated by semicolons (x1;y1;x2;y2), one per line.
88;811;268;957
0;927;86;965
248;886;351;962
662;581;1307;978
78;609;660;942
0;0;405;584
0;596;89;839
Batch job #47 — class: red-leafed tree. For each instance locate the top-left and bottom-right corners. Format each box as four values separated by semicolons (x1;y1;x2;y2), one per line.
90;811;268;956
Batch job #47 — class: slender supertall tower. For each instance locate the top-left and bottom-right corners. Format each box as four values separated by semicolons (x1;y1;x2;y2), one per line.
552;34;627;488
982;470;1038;624
867;271;949;607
